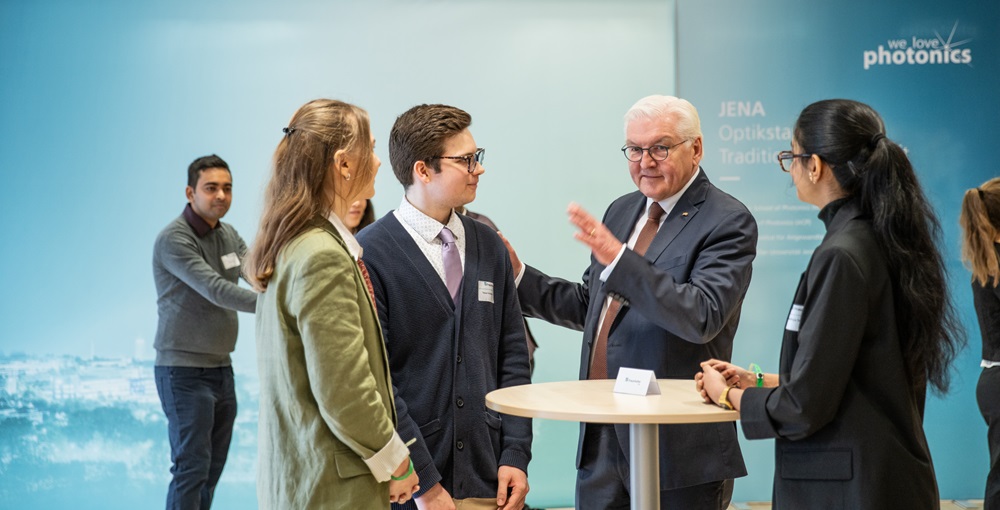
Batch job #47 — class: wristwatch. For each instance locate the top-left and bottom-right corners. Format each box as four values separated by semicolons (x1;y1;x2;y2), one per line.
718;386;734;411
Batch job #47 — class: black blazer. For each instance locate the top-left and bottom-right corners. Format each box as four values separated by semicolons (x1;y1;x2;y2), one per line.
518;169;756;490
740;200;938;509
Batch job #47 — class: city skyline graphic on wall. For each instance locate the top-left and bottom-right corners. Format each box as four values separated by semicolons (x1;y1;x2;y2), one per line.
0;352;259;508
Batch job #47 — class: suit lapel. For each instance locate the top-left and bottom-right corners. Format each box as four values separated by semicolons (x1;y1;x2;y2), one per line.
585;195;645;346
594;195;645;308
609;170;710;331
643;169;709;264
611;197;645;246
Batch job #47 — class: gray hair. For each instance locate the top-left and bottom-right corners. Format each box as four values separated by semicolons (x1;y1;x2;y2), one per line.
624;95;702;139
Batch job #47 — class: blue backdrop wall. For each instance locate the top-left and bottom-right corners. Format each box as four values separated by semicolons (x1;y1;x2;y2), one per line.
0;0;995;507
0;1;672;507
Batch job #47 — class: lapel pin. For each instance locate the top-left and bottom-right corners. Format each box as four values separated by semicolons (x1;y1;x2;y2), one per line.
682;212;689;217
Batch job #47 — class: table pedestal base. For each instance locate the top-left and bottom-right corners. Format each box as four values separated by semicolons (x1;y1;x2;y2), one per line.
629;423;660;510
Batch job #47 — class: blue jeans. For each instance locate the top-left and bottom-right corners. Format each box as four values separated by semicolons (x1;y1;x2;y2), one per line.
155;366;237;510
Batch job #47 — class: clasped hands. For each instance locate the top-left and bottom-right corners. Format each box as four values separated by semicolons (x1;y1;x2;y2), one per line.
695;359;752;406
389;456;419;506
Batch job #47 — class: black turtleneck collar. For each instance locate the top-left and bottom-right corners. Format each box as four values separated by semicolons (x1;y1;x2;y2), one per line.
818;197;852;229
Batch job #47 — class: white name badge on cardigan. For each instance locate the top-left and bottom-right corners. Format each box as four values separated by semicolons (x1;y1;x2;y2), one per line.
613;368;661;396
221;252;241;269
786;304;804;332
478;281;494;303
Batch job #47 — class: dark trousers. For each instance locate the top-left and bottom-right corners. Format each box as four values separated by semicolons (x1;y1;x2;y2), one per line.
979;367;1000;510
576;424;733;510
155;366;237;510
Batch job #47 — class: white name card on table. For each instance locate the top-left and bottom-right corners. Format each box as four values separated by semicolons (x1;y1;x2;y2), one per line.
613;368;661;396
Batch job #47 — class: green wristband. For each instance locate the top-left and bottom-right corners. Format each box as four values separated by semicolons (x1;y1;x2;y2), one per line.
391;459;414;481
749;363;764;387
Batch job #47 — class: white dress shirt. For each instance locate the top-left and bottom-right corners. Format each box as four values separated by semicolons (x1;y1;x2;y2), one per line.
393;197;467;287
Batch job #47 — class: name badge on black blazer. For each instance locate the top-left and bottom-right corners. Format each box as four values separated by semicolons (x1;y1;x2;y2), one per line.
786;304;803;332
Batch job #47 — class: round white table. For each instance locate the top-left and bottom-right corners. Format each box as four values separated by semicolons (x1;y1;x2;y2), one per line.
485;379;738;510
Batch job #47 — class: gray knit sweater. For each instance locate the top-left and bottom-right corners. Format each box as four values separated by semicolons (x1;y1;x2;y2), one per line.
153;205;257;367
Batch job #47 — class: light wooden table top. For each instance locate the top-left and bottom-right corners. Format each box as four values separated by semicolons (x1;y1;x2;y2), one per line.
486;379;739;424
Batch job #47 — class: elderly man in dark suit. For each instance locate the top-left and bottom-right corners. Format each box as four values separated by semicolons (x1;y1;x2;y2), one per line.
503;95;757;509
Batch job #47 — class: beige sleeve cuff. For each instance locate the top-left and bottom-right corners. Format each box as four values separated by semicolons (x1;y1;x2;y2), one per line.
363;430;409;482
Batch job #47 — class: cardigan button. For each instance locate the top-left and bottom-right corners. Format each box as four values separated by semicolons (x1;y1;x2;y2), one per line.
456;398;464;408
456;441;465;450
457;354;463;363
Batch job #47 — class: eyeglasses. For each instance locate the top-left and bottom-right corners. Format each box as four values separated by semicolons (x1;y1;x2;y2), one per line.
428;148;485;173
621;139;689;162
776;151;813;172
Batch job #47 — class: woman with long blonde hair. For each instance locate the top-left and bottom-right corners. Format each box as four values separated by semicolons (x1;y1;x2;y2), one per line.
245;99;418;509
961;177;1000;509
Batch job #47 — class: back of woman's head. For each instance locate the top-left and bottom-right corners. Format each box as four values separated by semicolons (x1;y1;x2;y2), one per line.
795;98;964;395
245;99;374;291
961;177;1000;286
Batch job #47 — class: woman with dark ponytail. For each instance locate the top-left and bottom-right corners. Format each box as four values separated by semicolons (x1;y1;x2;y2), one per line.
697;99;964;509
961;177;1000;509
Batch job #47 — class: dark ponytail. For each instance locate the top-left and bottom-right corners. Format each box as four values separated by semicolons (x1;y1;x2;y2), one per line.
795;99;965;395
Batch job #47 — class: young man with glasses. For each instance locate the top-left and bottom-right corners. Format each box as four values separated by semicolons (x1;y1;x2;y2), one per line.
504;95;757;509
357;104;532;510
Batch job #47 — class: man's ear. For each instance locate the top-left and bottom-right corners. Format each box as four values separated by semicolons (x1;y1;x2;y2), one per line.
413;159;432;184
185;186;195;203
690;136;704;165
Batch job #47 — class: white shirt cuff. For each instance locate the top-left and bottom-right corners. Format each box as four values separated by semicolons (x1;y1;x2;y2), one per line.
363;430;410;482
599;245;628;282
514;263;525;287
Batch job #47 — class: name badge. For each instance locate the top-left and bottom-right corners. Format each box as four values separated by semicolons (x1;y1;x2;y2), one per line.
613;367;661;396
478;281;494;303
785;304;804;332
221;252;241;270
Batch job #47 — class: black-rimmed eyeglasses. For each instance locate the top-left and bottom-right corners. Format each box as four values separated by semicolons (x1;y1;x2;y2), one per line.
621;139;689;162
776;151;813;172
428;148;485;173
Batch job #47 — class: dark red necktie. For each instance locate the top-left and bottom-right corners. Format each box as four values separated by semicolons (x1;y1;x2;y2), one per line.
589;202;665;379
357;258;377;313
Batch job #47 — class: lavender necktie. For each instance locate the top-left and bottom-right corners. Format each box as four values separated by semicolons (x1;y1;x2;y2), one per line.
439;227;463;301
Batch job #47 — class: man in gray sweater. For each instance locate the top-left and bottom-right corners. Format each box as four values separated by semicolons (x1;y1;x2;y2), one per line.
152;154;257;510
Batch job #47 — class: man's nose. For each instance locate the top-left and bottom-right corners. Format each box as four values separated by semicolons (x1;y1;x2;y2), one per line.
473;162;485;176
641;150;658;167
